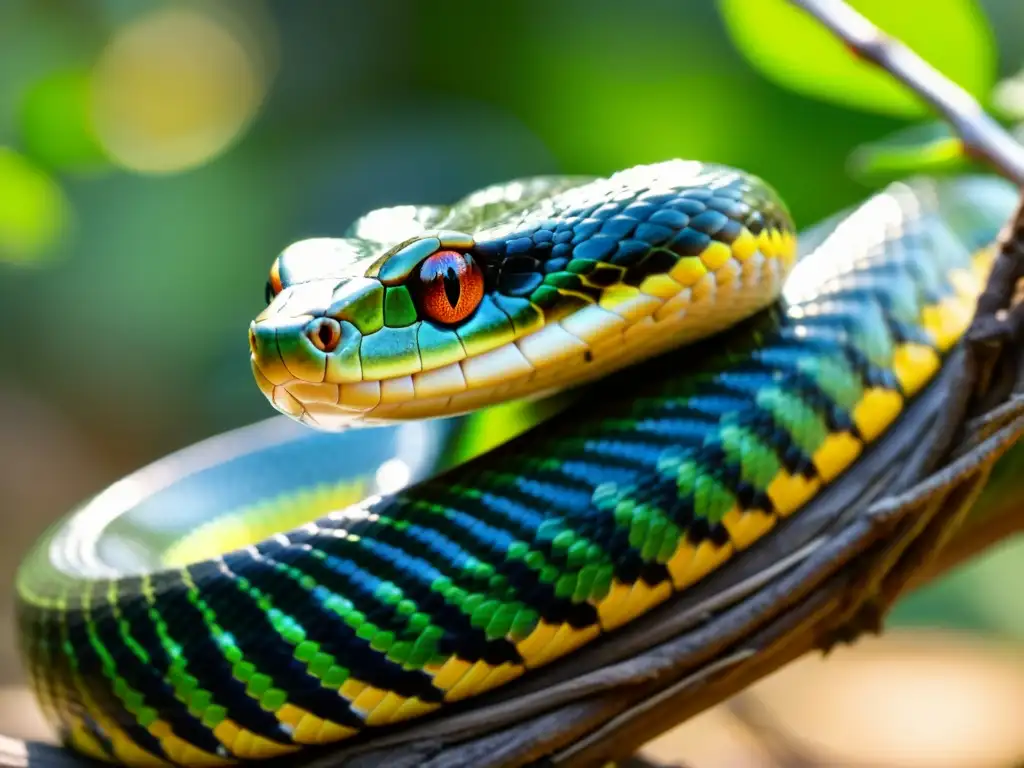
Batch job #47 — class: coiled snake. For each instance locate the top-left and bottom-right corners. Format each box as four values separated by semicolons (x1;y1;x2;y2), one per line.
14;161;1017;766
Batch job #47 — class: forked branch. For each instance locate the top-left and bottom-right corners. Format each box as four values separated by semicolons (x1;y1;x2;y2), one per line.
789;0;1024;185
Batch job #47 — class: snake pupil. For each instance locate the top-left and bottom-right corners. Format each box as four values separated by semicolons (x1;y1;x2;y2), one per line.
443;267;461;308
417;250;485;324
264;280;275;306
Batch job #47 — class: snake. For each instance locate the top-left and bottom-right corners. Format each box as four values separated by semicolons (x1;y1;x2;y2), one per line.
13;160;1017;767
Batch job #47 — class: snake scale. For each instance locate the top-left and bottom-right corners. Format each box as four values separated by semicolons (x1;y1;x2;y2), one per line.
14;161;1017;767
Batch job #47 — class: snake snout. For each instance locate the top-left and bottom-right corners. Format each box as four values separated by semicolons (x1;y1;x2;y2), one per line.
250;309;367;426
249;307;365;420
249;318;291;386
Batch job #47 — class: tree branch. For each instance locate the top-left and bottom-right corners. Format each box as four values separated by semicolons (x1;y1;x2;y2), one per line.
789;0;1024;185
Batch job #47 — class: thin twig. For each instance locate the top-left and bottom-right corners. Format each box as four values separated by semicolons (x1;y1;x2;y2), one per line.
726;694;822;768
788;0;1024;185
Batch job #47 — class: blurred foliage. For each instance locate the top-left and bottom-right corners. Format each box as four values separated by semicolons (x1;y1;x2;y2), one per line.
0;147;69;263
0;0;1021;695
890;444;1024;639
847;122;983;182
720;0;1024;186
993;66;1024;120
89;6;275;174
719;0;997;116
19;69;106;173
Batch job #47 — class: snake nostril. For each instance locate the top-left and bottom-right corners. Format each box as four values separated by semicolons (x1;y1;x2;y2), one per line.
307;318;342;353
248;326;258;356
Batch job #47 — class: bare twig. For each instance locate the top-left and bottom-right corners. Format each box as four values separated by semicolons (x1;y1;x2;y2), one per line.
726;694;822;768
789;0;1024;185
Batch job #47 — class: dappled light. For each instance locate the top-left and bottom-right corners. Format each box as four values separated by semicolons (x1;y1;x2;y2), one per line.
91;7;273;174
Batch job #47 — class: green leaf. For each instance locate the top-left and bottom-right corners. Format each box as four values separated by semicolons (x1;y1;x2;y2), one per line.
718;0;997;117
847;121;979;182
0;147;70;265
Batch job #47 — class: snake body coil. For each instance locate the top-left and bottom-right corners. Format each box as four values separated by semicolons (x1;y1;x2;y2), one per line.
14;162;1016;767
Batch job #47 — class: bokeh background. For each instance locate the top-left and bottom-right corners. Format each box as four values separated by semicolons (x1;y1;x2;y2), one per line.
0;1;1022;765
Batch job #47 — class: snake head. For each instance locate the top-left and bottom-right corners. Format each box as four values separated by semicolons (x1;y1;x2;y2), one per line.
250;161;798;431
250;229;503;429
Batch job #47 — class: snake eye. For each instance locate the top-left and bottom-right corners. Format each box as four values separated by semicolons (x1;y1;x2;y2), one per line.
265;258;284;305
416;250;484;325
307;317;342;352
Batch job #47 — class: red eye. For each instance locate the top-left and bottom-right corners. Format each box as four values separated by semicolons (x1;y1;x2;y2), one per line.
265;257;284;305
417;250;484;324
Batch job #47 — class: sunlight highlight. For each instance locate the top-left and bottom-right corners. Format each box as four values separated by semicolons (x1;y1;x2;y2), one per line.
91;7;272;174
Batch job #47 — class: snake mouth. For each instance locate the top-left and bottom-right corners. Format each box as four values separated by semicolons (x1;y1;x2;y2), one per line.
249;271;490;430
249;283;527;430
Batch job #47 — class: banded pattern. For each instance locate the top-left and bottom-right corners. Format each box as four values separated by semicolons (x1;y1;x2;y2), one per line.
16;174;1016;767
250;161;797;427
